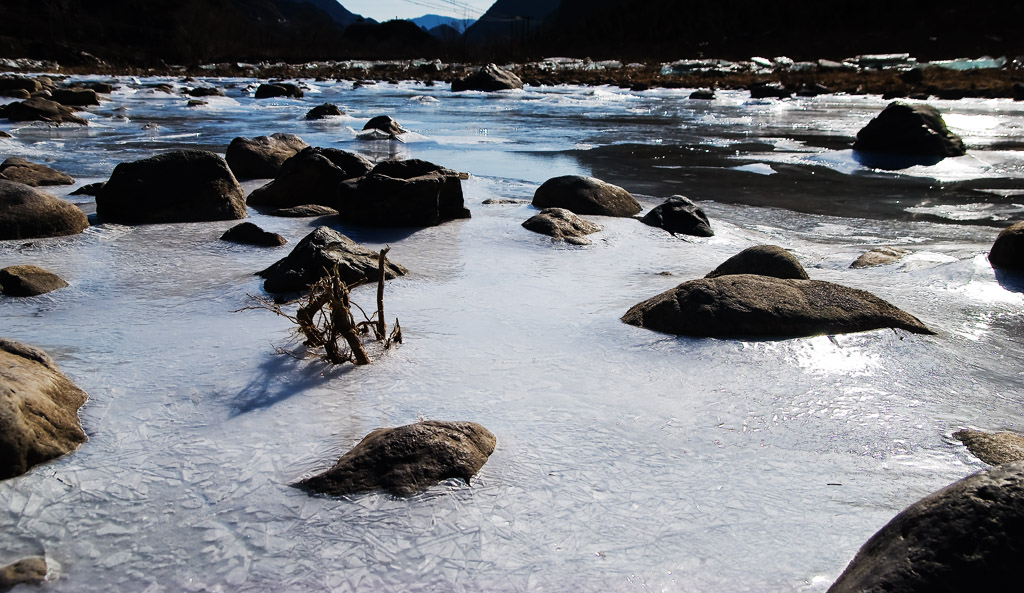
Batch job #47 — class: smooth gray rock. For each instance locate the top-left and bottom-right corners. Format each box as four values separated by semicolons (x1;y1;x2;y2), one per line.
0;180;89;240
0;97;87;125
851;247;911;269
362;115;407;137
705;245;809;280
522;207;602;245
225;133;310;180
96;150;247;224
298;420;496;497
622;274;933;338
257;226;406;294
0;265;68;296
0;157;75;186
305;103;344;120
452;63;523;92
532;175;641;217
640;195;713;237
853;101;966;157
954;429;1024;465
827;461;1024;593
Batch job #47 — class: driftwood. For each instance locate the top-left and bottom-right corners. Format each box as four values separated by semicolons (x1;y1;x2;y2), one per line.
242;247;401;365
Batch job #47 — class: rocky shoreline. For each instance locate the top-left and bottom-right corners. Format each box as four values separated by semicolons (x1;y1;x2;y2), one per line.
3;55;1022;100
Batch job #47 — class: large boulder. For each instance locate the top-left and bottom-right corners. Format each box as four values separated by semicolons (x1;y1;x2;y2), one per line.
522;207;602;245
640;195;713;237
0;265;68;297
452;64;524;92
0;338;88;480
51;88;100;106
96;150;247;224
257;226;407;294
0;77;42;93
705;245;809;280
225;133;310;180
621;274;932;338
853;101;966;157
953;429;1024;465
298;420;496;497
361;115;407;138
305;103;344;120
0;180;89;240
0;157;75;187
219;222;286;247
0;557;47;590
253;83;303;99
826;461;1024;593
988;221;1024;270
0;97;88;125
532;175;642;217
336;159;470;227
246;147;373;209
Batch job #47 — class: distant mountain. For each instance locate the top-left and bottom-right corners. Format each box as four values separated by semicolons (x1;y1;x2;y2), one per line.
282;0;361;27
463;0;560;49
411;14;475;33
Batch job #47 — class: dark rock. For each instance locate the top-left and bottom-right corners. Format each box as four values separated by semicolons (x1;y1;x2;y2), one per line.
0;89;30;100
187;86;223;97
640;195;713;237
934;87;967;100
51;88;100;106
452;63;524;92
254;83;303;99
882;89;907;100
0;339;88;480
0;557;47;590
0;180;89;240
532;175;641;217
1014;83;1024;101
954;429;1024;465
0;131;11;138
96;150;246;225
0;157;75;187
69;181;105;196
247;147;372;209
749;81;791;99
522;207;602;245
989;221;1024;270
336;159;470;227
482;198;527;205
826;461;1024;593
689;89;715;100
706;245;809;280
152;83;174;94
271;204;338;217
305;103;345;120
298;420;496;497
0;97;88;125
362;115;407;137
220;222;286;247
0;265;68;296
851;246;911;268
0;77;42;93
796;83;830;97
621;274;932;338
257;226;407;294
225;133;310;180
85;82;115;94
186;100;207;107
853;101;966;157
899;67;925;84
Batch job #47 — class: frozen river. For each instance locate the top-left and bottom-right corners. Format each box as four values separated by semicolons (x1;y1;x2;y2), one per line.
2;75;1024;592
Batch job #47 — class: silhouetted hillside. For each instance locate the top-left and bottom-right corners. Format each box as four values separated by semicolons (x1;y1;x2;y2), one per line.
463;0;560;51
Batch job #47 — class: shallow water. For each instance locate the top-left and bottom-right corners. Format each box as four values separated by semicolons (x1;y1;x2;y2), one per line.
2;77;1024;592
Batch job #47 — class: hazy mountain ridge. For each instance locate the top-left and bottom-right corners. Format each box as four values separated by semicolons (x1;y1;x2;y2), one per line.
412;14;476;33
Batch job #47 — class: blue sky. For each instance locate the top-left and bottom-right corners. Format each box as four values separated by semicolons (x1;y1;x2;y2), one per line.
341;0;491;21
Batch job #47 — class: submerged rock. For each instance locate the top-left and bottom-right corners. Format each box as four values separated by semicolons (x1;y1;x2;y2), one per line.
827;461;1024;593
305;103;344;120
96;150;247;224
220;222;286;247
522;207;602;245
0;338;88;480
0;557;47;590
253;83;303;99
532;175;641;217
705;245;809;280
257;226;407;294
51;88;100;106
689;89;715;100
988;221;1024;270
851;246;911;268
337;159;470;227
298;420;496;497
640;195;713;237
853;101;966;157
0;97;87;125
225;133;310;180
452;63;523;92
621;274;932;338
0;265;68;296
0;157;75;186
0;180;89;240
186;86;224;97
271;204;338;217
953;429;1024;465
247;147;373;210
